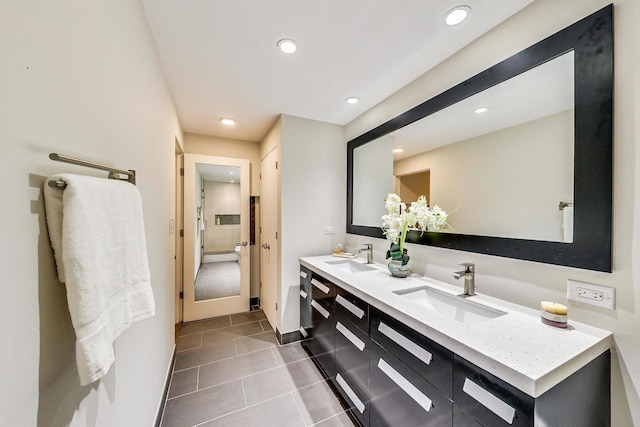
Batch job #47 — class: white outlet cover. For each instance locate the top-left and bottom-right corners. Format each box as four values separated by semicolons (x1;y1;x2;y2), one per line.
567;279;615;310
169;217;175;234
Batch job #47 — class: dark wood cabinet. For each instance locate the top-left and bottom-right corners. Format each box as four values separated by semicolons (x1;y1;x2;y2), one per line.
369;341;453;426
299;266;611;427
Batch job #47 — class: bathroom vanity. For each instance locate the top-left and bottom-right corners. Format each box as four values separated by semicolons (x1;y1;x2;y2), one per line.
299;256;612;427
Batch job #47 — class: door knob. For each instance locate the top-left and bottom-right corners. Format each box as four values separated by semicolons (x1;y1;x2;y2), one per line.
236;241;248;246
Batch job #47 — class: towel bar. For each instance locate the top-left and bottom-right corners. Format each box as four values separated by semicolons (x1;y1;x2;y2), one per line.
558;201;574;210
47;153;136;188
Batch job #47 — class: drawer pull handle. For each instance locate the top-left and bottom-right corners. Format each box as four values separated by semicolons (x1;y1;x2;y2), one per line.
336;373;365;414
311;300;330;319
299;327;308;338
378;322;433;365
463;378;516;424
300;271;308;279
299;290;308;299
336;295;365;319
378;358;432;412
336;321;365;351
311;278;330;294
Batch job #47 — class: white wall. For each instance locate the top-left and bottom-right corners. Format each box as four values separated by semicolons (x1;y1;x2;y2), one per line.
346;1;640;425
352;135;394;226
279;115;346;334
1;1;181;426
395;110;574;241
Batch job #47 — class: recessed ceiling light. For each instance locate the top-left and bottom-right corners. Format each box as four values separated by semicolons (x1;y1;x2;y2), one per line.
220;117;236;126
346;96;360;104
277;39;298;54
474;107;489;114
444;6;471;26
393;148;404;153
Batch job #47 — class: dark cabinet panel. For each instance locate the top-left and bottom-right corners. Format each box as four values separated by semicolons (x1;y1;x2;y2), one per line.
453;405;483;427
370;307;453;398
335;320;370;399
335;287;369;334
453;356;534;427
301;273;337;379
369;342;452;427
299;267;312;339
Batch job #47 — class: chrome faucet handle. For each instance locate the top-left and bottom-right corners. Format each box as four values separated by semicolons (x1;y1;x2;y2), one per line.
458;262;475;272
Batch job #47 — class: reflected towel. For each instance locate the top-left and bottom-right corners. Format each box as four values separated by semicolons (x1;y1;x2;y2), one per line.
563;206;574;243
44;174;155;385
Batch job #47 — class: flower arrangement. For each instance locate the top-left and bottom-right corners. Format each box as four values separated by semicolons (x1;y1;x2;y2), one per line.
382;193;449;266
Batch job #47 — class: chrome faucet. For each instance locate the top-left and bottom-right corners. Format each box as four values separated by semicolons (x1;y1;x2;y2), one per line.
359;243;374;264
453;263;475;296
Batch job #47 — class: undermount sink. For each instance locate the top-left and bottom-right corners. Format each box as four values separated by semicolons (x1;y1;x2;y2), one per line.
394;286;506;324
325;259;376;273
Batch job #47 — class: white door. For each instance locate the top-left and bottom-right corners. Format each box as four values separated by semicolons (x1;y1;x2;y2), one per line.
260;148;279;331
183;154;251;322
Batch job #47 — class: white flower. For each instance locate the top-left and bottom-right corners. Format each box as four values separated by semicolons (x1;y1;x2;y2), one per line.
381;193;449;248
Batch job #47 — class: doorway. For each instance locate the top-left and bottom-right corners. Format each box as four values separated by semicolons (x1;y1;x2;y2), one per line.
183;154;251;322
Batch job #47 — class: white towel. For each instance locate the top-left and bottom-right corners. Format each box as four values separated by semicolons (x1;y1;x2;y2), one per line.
44;173;155;385
563;206;574;243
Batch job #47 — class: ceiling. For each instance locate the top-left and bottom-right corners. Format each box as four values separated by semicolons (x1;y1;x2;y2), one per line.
142;0;534;142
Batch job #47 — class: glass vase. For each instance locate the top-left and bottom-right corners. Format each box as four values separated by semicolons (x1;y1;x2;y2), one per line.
387;260;411;278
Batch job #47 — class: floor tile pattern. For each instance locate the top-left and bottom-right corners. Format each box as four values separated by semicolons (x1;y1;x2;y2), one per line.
194;260;240;301
160;310;355;427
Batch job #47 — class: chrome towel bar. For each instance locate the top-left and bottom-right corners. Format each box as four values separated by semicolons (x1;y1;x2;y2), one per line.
47;153;136;188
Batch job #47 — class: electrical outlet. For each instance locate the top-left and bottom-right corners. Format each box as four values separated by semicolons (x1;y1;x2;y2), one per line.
567;279;615;310
169;217;175;234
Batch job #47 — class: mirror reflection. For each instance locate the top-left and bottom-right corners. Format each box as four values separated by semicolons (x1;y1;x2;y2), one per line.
194;163;242;301
353;51;575;242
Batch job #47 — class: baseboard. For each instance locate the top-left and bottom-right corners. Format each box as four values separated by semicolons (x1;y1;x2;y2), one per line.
276;328;302;345
154;345;176;427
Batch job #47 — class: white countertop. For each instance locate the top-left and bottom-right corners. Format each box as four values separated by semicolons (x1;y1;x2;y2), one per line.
300;255;613;398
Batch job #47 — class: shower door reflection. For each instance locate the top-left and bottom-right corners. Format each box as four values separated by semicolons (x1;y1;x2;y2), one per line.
183;154;250;321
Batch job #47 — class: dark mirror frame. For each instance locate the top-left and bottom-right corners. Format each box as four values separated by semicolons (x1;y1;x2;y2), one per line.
347;5;613;272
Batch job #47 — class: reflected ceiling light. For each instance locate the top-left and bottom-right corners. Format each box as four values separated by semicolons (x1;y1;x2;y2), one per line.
229;171;234;175
393;148;404;153
474;107;489;114
444;6;471;26
346;96;360;104
220;117;236;126
277;38;298;53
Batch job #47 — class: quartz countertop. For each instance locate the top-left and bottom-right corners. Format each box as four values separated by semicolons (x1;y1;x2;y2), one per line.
299;255;613;398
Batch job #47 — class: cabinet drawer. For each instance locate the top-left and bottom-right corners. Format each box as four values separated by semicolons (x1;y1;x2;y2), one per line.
370;342;452;427
370;307;453;398
335;288;369;334
335;372;369;427
335;320;369;395
454;356;534;427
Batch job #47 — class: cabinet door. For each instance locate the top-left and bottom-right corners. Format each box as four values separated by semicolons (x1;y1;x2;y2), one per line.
335;287;369;334
370;342;452;427
304;275;336;379
370;307;453;398
335;320;369;398
453;356;534;427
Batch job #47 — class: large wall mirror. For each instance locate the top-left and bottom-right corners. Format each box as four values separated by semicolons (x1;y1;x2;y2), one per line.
347;5;613;272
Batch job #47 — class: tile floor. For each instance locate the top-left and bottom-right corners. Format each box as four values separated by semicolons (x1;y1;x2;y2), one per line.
194;261;240;301
160;310;356;427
